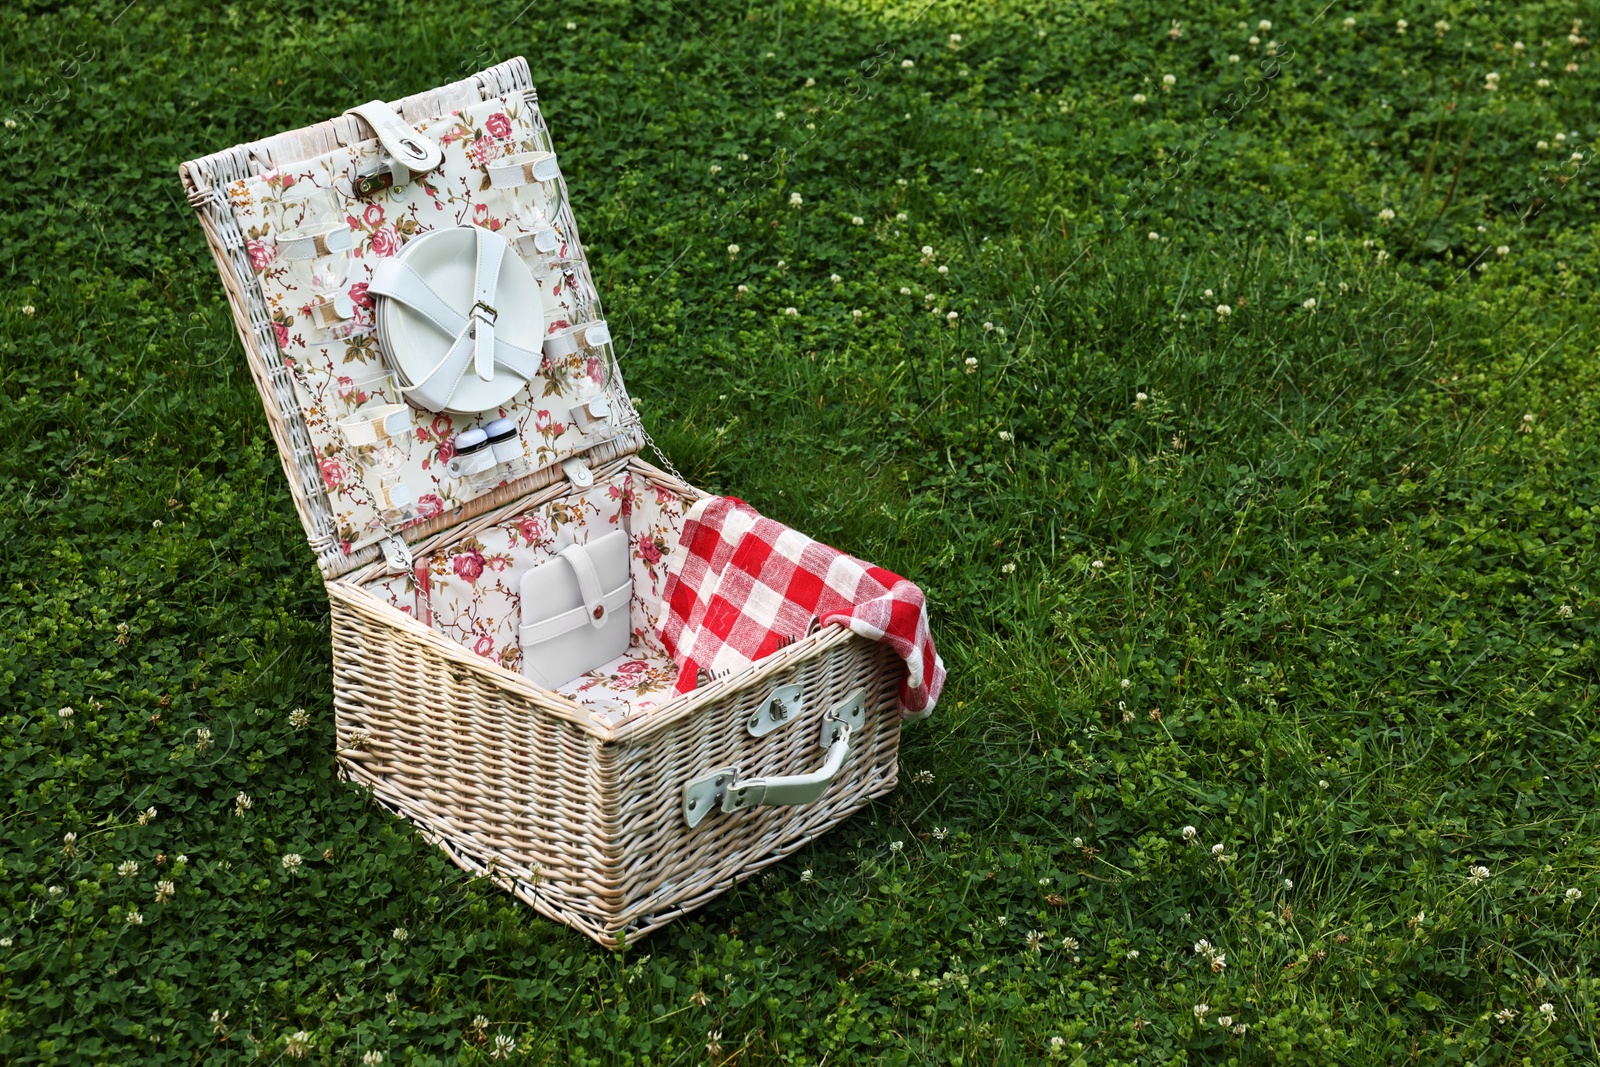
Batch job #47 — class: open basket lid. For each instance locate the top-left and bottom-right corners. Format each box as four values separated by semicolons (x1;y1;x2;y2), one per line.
178;58;645;581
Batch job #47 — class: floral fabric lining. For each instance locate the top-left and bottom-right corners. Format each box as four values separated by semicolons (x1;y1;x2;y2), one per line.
224;93;599;554
363;468;692;725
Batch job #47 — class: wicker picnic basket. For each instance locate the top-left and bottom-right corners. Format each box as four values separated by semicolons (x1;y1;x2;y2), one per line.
177;58;908;946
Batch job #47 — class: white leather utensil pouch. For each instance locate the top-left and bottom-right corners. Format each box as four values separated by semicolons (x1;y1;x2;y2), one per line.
519;529;631;689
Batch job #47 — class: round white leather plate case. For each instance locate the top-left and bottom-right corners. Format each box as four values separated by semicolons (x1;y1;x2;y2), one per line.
376;227;546;414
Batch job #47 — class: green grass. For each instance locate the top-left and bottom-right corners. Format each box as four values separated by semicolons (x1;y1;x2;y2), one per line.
4;0;1600;1062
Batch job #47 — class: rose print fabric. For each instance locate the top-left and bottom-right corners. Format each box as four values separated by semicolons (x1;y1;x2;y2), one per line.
363;467;694;724
223;93;601;555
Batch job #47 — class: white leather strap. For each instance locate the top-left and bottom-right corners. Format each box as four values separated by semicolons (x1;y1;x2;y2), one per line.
368;231;543;412
470;229;503;383
519;581;630;645
486;151;561;189
344;101;443;177
557;541;610;630
277;227;356;262
542;320;611;361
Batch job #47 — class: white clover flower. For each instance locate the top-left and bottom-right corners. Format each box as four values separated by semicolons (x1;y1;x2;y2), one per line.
938;264;949;274
1061;936;1079;950
58;706;75;721
1258;19;1271;30
1539;1002;1556;1021
1304;234;1316;244
1376;249;1389;264
1344;17;1356;28
1211;844;1225;856
1284;878;1293;889
1194;1002;1210;1021
138;806;156;825
709;164;722;175
783;307;798;317
1495;1007;1518;1024
1162;74;1176;89
1378;208;1396;222
234;792;252;816
126;910;143;926
1194;938;1212;955
175;854;187;867
946;310;958;322
1182;826;1197;840
1002;561;1017;574
1573;152;1585;162
1495;245;1510;257
1132;93;1147;104
964;356;978;371
155;880;175;904
1050;1036;1065;1051
830;273;842;284
1120;678;1131;690
895;211;908;221
902;59;914;68
22;303;35;316
1469;865;1491;884
1218;1015;1233;1028
362;1053;385;1066
850;215;864;226
1302;298;1317;311
1147;231;1159;241
1091;559;1104;571
392;927;408;941
774;110;785;120
800;869;813;882
286;1031;312;1059
1396;19;1407;33
195;727;212;752
997;915;1009;927
1566;887;1582;902
1217;304;1232;317
118;860;139;878
1027;929;1046;951
1249;35;1260;45
921;245;934;257
48;885;64;898
789;192;802;207
565;21;576;30
1558;604;1574;618
950;33;962;44
932;827;948;841
852;309;863;320
1538;78;1551;87
281;853;303;871
1435;19;1449;34
1484;71;1500;90
998;430;1013;442
727;244;739;257
889;840;904;853
1211;953;1227;972
1233;1024;1248;1035
1229;53;1241;62
736;285;748;297
62;832;78;857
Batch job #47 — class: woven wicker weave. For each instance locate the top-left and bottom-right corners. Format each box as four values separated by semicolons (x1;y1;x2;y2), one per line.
179;58;906;946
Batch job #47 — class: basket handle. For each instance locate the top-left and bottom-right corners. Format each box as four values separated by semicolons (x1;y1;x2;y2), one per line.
721;722;852;812
682;690;866;828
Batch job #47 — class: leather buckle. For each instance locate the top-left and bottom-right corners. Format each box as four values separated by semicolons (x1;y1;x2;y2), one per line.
470;300;498;324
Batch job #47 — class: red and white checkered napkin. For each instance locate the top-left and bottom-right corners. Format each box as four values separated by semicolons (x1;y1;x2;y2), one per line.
658;496;945;718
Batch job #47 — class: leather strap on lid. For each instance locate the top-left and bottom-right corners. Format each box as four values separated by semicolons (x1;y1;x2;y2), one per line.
469;229;503;383
344;100;444;177
557;541;610;629
277;227;356;261
486;151;561;189
543;320;611;360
